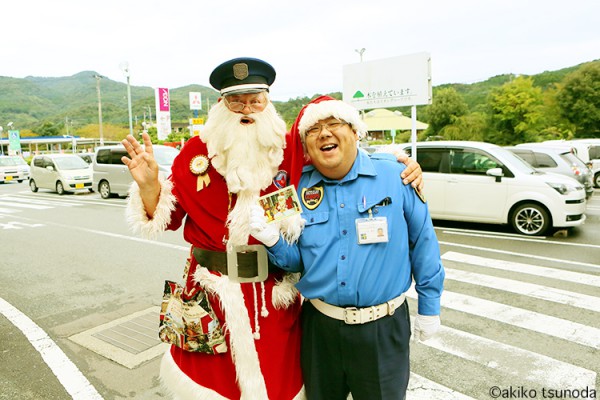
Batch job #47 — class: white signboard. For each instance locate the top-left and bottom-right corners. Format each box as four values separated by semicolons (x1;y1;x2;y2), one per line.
189;92;202;110
343;52;432;110
155;88;172;140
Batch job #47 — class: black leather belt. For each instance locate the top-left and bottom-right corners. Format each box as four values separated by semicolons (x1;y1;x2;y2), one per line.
192;246;275;282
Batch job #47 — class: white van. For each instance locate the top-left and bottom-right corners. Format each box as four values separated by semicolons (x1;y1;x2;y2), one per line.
400;141;587;236
93;145;179;199
29;154;93;194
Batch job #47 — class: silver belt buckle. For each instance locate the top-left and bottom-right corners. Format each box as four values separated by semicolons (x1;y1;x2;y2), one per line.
343;307;360;324
226;245;268;283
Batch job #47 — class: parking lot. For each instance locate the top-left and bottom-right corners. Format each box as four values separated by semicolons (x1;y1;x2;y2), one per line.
0;182;599;399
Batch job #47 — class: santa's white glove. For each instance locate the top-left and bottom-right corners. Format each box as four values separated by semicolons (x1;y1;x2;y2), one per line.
249;205;280;247
413;314;440;342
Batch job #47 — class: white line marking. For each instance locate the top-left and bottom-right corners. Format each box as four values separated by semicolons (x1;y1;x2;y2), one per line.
442;251;600;287
0;297;103;399
407;288;600;349
438;241;600;269
444;268;600;312
0;200;50;209
0;195;82;207
414;320;596;389
440;229;600;249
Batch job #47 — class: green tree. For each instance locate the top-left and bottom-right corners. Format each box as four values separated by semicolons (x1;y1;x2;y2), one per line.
425;87;468;136
439;112;488;141
486;76;544;145
34;121;61;136
556;61;600;137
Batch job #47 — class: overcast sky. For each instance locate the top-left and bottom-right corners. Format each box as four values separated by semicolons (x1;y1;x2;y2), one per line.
2;0;599;101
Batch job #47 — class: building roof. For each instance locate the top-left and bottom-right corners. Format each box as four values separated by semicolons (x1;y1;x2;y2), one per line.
363;108;428;131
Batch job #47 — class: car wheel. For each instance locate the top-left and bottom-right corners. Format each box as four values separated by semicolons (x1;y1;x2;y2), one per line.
594;172;600;188
29;179;38;192
56;181;65;195
99;181;111;199
18;180;23;183
510;203;550;236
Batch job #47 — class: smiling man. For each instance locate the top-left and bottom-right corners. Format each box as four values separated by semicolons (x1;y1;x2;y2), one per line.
250;96;445;400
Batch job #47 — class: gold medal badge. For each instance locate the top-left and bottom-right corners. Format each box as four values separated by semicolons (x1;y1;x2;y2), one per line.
190;155;211;191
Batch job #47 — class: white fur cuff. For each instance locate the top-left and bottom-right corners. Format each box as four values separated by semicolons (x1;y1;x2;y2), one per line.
126;177;176;240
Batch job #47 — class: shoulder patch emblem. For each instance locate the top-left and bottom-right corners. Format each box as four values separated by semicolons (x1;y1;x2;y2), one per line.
273;170;288;189
301;186;324;210
414;187;426;203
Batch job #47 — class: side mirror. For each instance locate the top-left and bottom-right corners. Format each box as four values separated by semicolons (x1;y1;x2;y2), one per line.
46;165;54;171
486;167;503;182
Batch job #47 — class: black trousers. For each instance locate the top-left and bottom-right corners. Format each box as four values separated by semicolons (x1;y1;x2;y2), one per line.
301;300;411;400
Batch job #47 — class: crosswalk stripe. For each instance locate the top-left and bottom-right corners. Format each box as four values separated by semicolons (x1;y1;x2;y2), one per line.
0;200;50;210
407;287;600;349
0;208;19;214
444;268;600;312
416;320;597;388
0;195;82;207
442;251;600;287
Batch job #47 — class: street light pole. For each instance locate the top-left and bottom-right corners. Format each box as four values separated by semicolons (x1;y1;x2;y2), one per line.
355;48;366;62
0;126;3;155
94;74;105;146
120;62;134;137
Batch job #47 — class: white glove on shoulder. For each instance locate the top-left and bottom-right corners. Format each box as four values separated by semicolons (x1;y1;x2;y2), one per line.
249;204;280;247
413;314;440;342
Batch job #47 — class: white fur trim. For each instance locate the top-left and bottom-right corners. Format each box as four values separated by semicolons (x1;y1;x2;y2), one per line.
126;177;176;240
272;273;301;310
159;350;229;400
298;100;368;138
193;268;269;400
279;214;305;244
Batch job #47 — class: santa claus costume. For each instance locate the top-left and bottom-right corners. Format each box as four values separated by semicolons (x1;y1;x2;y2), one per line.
126;58;306;400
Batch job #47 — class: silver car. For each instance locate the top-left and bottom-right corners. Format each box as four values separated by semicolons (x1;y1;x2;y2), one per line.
0;155;30;183
508;144;594;199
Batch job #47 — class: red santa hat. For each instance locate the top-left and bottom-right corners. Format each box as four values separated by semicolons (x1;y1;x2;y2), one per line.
290;96;368;145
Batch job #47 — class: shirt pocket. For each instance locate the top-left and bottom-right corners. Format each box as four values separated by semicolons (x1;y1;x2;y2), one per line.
357;196;394;218
301;212;330;248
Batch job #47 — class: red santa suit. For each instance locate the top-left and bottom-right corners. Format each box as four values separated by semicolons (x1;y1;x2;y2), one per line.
127;132;306;400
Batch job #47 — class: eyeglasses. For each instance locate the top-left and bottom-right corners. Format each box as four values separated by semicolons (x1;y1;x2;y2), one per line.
305;120;348;137
223;94;267;113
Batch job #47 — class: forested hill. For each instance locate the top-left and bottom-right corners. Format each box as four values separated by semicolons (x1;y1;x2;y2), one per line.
1;59;598;143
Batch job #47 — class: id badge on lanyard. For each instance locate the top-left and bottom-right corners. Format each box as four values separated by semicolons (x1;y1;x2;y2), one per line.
356;196;389;245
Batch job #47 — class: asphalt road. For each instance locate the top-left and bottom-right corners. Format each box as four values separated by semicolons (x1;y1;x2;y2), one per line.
1;182;599;400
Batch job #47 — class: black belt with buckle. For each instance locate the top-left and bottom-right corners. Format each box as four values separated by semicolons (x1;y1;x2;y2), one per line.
192;245;275;282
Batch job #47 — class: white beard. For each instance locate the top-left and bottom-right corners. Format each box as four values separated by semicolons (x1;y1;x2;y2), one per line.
201;101;287;249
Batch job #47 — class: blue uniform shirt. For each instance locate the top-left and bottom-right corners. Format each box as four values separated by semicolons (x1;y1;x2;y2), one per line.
268;150;445;315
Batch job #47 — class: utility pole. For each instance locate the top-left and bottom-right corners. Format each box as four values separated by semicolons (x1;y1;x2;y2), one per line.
94;74;104;146
119;62;134;137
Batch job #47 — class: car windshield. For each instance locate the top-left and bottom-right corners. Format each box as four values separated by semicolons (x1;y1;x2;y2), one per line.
560;152;588;169
493;148;540;174
154;147;179;166
54;156;90;170
0;156;27;166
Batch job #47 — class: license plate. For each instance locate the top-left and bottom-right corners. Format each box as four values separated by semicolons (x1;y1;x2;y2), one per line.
75;183;84;189
5;176;13;181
